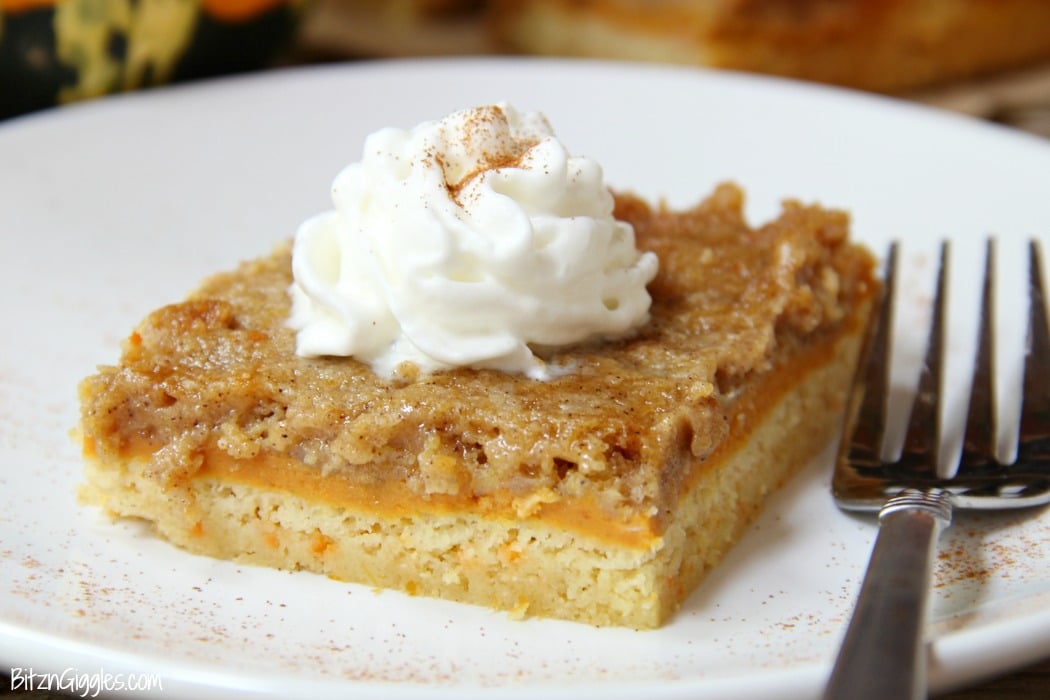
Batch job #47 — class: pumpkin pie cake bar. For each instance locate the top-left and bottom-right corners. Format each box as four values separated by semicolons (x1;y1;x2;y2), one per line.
78;106;877;628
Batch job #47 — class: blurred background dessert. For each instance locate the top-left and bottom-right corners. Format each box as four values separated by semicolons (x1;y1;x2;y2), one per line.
487;0;1050;93
294;0;1050;135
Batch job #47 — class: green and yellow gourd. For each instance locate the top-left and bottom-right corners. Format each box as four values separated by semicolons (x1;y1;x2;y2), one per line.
1;0;304;119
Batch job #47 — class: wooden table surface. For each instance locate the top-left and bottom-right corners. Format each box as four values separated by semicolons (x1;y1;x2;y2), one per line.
3;3;1048;698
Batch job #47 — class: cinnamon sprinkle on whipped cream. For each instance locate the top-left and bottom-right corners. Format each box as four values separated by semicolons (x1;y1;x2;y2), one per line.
288;103;658;380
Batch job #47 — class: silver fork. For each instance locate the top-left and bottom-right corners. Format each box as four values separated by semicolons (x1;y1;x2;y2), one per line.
824;239;1050;700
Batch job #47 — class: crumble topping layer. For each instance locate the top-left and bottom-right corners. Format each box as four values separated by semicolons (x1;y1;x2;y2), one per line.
80;183;876;532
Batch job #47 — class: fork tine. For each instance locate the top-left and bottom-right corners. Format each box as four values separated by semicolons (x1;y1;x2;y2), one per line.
897;241;949;475
1016;240;1050;465
957;239;997;475
845;242;899;470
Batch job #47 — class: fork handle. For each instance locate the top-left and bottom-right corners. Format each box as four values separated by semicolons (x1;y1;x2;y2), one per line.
824;491;953;700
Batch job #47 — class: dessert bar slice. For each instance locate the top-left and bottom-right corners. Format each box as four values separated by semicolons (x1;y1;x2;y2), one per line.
79;183;877;628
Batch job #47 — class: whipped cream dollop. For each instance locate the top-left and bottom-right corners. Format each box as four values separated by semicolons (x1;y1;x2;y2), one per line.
288;103;658;379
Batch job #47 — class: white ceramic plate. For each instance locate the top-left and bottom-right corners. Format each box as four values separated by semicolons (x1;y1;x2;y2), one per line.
1;58;1048;700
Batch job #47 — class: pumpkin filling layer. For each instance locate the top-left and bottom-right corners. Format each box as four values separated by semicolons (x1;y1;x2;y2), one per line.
78;184;877;628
